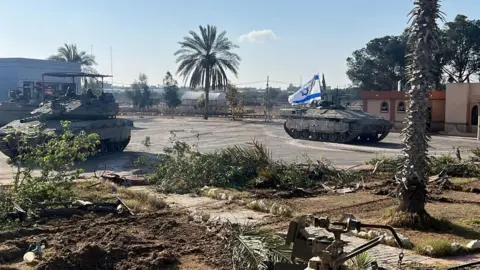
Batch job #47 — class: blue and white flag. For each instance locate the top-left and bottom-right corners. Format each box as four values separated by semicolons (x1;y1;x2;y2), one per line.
288;74;322;105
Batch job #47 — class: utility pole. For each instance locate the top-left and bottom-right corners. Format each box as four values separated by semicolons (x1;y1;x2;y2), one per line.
110;46;113;85
265;76;269;122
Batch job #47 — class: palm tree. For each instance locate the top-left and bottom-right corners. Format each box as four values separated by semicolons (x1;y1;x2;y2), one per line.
174;25;241;119
48;43;97;73
397;0;444;224
48;43;98;88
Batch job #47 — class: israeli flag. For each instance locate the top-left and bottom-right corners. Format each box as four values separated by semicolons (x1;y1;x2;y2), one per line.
288;74;322;105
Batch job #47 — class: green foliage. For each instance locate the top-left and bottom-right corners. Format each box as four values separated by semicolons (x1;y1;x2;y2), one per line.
174;25;241;119
47;43;97;72
442;14;480;83
226;84;243;118
126;73;160;109
414;238;458;257
0;120;100;215
227;223;291;270
365;148;480;177
261;88;281;109
347;252;375;269
148;131;361;194
346;35;407;91
347;13;480;90
197;94;205;109
162;72;182;110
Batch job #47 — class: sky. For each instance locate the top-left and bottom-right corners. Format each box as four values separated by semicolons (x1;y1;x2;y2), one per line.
1;0;480;89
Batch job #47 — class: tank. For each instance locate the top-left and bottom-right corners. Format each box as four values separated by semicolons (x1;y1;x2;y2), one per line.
0;92;134;159
0;88;43;127
280;100;393;143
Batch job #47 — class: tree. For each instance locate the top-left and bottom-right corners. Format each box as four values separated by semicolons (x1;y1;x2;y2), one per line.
162;72;182;116
174;25;241;120
441;15;480;83
48;43;98;90
346;35;407;91
197;94;205;109
163;71;178;86
48;43;97;70
396;0;445;226
126;73;153;109
226;84;243;120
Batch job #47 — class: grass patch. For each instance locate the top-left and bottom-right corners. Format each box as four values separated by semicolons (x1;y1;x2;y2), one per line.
450;178;477;185
75;180;167;212
366;148;480;178
414;238;459;257
457;217;480;228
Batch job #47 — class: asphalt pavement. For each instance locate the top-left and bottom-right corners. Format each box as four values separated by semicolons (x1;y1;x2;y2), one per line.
1;116;479;184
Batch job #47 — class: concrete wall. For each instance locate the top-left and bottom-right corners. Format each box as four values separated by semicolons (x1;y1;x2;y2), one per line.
360;90;446;132
444;83;480;136
0;58;82;101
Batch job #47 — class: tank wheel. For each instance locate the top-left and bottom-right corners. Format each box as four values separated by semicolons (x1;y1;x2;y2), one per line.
107;141;118;152
310;132;319;141
338;132;348;142
290;129;301;139
358;135;369;142
100;141;108;153
328;133;338;142
319;133;329;141
300;130;310;140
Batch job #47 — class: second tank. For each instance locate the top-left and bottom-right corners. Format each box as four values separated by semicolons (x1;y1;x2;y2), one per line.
0;91;134;159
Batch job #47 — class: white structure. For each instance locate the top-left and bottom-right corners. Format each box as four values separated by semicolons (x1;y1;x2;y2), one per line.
0;58;82;101
178;90;227;114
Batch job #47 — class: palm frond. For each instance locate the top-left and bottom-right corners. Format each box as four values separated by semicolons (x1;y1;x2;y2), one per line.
347;252;375;270
226;221;292;270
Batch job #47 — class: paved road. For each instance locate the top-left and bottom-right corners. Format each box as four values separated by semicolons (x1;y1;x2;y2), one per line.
124;116;480;164
1;116;480;183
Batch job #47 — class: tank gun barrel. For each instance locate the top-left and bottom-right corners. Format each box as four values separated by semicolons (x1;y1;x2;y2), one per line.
19;115;41;123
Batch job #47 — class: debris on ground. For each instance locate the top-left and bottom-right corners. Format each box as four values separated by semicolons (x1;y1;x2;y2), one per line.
4;199;134;222
0;210;232;270
101;171;148;186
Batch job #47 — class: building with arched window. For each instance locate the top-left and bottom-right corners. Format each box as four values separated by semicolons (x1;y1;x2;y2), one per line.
360;83;480;137
360;90;445;132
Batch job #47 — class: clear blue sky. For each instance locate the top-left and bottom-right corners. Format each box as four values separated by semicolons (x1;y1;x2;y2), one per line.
1;0;479;89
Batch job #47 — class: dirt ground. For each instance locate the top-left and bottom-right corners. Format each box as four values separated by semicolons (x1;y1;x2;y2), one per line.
0;210;231;270
259;176;480;260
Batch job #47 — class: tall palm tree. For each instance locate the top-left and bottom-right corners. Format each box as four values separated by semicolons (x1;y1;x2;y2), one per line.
48;43;97;73
48;43;98;89
397;0;444;222
174;25;241;119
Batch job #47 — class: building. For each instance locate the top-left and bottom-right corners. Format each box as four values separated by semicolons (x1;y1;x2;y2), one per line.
360;83;480;137
178;91;227;114
0;58;82;101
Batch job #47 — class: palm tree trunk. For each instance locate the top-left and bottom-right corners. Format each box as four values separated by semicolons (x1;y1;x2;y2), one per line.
396;0;441;226
204;68;211;120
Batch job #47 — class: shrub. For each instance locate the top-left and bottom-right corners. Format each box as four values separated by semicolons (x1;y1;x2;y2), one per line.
0;120;99;219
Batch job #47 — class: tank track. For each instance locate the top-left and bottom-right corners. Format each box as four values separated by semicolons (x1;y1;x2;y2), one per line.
0;135;131;159
283;122;390;143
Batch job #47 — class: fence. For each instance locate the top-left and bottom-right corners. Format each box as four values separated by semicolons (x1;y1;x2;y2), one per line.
118;105;290;118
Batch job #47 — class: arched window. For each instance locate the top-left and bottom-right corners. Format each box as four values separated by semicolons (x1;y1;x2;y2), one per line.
472;105;478;126
380;101;389;113
397;101;405;113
